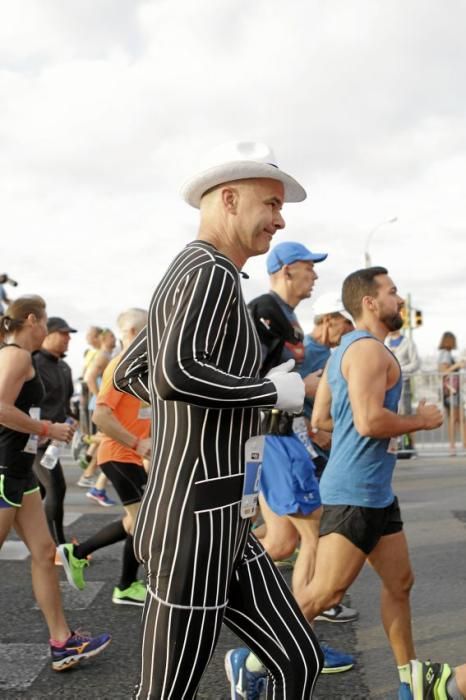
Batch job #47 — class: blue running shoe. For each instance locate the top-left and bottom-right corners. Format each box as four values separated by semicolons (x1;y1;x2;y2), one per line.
86;488;117;507
320;643;354;674
399;682;413;699
51;630;111;671
224;648;266;699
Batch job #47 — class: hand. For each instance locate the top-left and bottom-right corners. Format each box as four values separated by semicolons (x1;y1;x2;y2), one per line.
303;369;323;398
269;372;305;413
416;399;443;430
310;429;332;450
266;358;295;377
135;437;151;458
50;422;74;443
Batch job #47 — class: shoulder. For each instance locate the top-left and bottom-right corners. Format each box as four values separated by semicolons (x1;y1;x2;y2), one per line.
343;336;391;366
177;243;239;285
0;345;32;373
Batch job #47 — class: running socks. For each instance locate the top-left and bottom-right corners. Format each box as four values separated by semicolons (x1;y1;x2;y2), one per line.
74;520;126;559
246;652;266;673
398;663;412;689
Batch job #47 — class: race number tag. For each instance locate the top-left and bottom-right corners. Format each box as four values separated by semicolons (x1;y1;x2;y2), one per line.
241;436;264;519
293;416;319;459
138;403;151;420
387;437;398;455
23;407;40;454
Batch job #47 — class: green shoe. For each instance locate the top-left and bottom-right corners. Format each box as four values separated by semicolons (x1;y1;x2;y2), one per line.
112;580;147;606
410;660;453;700
56;543;89;591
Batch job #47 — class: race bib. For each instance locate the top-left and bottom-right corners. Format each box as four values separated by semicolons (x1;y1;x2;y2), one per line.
293;416;319;459
387;437;398;455
241;436;264;519
23;407;40;455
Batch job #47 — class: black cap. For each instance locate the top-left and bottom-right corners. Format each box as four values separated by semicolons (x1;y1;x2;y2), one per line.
47;317;77;334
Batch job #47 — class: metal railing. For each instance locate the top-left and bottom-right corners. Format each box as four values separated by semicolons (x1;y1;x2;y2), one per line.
400;370;466;457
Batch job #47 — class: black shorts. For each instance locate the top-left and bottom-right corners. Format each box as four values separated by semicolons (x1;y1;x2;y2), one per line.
319;496;403;555
0;468;40;508
100;460;147;506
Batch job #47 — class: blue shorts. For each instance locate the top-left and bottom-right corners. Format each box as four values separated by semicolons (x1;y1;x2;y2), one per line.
260;434;321;516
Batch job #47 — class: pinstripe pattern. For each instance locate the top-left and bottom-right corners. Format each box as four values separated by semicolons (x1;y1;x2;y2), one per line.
114;241;322;698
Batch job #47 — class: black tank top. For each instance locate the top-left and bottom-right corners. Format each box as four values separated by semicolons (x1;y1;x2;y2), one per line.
0;344;45;474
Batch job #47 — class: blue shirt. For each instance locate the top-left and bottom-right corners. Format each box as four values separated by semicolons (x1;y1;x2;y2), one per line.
299;335;331;419
319;329;402;507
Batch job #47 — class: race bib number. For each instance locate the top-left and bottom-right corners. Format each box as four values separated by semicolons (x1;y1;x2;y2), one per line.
293;416;319;459
387;437;398;455
241;436;264;519
23;407;40;455
138;403;151;420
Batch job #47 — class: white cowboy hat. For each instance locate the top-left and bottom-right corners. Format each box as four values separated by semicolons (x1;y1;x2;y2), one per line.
312;292;354;322
181;141;307;208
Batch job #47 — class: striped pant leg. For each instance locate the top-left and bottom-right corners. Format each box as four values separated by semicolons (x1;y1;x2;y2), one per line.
223;533;324;699
134;589;225;700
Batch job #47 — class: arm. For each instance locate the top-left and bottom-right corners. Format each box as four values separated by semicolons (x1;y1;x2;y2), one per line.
311;365;333;432
345;339;441;438
92;403;150;458
155;263;277;409
84;351;110;395
0;348;71;441
113;327;150;403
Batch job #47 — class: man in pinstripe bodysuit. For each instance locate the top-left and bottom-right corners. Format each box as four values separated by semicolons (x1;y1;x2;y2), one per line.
114;142;324;699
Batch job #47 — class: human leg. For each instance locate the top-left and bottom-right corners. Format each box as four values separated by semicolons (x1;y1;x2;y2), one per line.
224;532;323;699
368;530;415;665
287;506;322;597
33;455;67;544
14;491;70;641
257;492;299;561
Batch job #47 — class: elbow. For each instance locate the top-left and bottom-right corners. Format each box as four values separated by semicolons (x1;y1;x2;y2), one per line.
312;414;325;431
0;401;7;423
354;418;373;438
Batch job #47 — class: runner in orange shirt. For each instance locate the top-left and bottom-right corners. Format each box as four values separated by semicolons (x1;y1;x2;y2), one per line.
57;309;151;605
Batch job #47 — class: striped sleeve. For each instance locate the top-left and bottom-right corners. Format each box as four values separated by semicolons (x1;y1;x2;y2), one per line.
156;262;277;409
113;327;150;403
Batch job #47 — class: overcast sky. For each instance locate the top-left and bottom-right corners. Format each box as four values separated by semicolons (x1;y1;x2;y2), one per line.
1;0;465;376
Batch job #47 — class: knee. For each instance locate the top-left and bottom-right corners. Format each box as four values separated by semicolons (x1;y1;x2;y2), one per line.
31;538;56;567
299;585;344;619
385;569;415;599
123;514;134;535
262;534;298;562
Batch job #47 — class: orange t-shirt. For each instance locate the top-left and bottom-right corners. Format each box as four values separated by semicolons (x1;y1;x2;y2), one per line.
96;355;151;467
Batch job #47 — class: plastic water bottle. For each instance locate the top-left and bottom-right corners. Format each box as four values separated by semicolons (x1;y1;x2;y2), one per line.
40;418;73;470
40;441;61;470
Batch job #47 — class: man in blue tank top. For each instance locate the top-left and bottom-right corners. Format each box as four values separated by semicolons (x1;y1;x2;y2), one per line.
296;267;443;700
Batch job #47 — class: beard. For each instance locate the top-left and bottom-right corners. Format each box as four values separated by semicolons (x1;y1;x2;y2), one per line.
381;309;404;332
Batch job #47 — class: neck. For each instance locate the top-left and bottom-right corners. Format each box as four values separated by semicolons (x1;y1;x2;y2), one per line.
41;341;61;358
197;228;246;270
10;330;36;353
354;318;388;342
270;282;299;310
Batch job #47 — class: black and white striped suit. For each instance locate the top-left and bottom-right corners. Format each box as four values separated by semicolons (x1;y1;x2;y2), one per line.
114;241;323;699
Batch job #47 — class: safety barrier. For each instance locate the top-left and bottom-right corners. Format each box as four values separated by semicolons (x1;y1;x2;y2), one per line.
400;370;466;457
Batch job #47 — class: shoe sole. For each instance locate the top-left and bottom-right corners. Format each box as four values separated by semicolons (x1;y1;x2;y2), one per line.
112;597;145;606
314;614;358;623
56;546;85;591
224;650;239;700
52;637;111;671
321;663;354;674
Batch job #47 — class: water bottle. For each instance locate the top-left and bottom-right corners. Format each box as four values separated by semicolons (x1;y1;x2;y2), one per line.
40;418;73;470
40;441;61;470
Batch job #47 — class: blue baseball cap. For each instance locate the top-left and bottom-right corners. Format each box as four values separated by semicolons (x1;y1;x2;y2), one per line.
266;242;328;274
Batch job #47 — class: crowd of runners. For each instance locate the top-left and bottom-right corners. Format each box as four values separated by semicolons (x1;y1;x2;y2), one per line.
1;141;465;699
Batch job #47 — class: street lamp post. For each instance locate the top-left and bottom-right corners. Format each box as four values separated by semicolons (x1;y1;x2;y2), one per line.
364;217;398;267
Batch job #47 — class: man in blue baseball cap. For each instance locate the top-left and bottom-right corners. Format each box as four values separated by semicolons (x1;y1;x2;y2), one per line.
225;241;356;688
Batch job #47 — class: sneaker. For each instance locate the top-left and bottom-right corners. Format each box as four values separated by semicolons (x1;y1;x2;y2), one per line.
78;455;90;471
410;660;453;700
315;603;359;623
112;580;147;606
51;629;111;671
320;643;354;674
224;647;266;699
56;543;89;590
399;682;413;700
86;488;117;507
77;475;96;488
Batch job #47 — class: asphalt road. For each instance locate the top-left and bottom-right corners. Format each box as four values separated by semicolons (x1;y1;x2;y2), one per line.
1;454;465;699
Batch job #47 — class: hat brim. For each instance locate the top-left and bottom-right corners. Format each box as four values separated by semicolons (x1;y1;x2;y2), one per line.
181;161;307;208
48;326;77;333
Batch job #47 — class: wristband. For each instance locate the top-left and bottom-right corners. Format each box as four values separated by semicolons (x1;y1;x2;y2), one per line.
39;421;51;437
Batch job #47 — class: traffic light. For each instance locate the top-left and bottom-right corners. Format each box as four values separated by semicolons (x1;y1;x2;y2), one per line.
400;306;409;329
414;309;423;327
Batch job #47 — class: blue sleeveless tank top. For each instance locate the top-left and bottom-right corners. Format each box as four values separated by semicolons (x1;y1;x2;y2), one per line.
319;330;402;507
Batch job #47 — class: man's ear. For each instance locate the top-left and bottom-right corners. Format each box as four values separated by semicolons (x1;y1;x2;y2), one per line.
221;185;239;213
362;295;376;312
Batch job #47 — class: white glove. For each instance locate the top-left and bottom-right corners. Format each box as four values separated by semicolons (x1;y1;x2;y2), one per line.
266;359;305;413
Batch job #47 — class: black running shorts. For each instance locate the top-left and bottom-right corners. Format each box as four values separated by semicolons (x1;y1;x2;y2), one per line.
319;496;403;555
0;469;40;508
100;460;147;506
